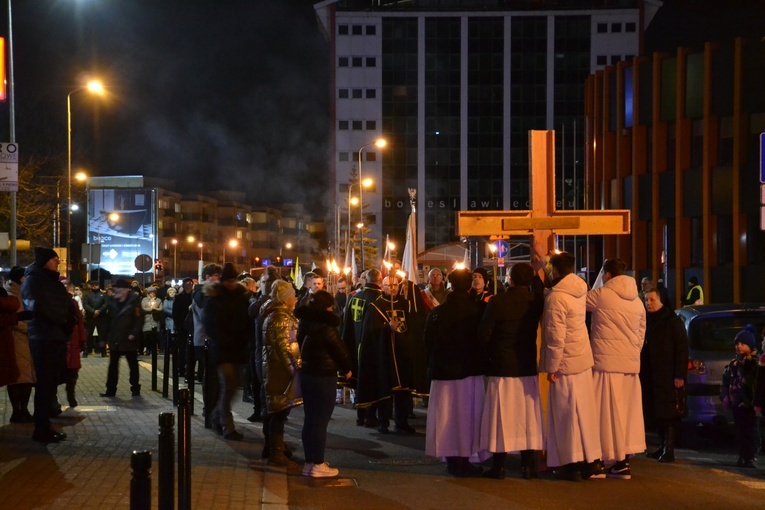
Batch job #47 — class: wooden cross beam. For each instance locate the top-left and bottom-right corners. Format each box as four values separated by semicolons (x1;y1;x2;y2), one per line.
457;130;630;253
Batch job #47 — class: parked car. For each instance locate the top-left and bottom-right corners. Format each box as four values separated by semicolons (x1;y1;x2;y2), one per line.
674;304;765;426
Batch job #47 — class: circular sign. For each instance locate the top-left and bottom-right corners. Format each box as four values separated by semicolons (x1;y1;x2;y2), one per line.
135;254;153;272
494;240;509;258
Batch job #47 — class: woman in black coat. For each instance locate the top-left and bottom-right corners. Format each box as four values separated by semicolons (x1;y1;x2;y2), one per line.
644;288;688;463
295;290;352;478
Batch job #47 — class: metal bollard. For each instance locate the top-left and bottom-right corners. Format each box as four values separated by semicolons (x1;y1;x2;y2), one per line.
177;389;192;510
162;331;172;398
158;413;175;510
172;334;180;406
130;450;152;510
202;339;213;429
151;333;159;392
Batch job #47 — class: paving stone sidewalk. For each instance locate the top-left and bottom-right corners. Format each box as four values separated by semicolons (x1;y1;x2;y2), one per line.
0;356;286;510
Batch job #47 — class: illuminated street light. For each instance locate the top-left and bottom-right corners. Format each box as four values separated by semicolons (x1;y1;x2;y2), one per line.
67;79;105;276
225;239;238;265
356;138;386;272
171;239;178;279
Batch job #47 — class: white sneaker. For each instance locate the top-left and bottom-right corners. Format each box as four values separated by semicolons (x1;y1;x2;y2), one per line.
305;462;339;478
335;389;344;404
302;463;315;477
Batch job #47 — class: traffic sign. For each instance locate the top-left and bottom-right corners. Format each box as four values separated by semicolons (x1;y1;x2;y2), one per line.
0;143;19;192
493;240;509;258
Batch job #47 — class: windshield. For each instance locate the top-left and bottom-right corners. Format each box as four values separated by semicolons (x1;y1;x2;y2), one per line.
688;314;765;352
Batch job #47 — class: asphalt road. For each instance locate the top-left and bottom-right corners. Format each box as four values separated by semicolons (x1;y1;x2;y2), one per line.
228;395;765;510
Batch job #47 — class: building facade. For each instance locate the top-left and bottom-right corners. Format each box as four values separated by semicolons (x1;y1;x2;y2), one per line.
584;36;765;304
315;0;660;268
87;176;323;282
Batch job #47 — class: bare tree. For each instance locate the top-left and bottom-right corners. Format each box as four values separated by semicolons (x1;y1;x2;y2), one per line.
0;156;60;250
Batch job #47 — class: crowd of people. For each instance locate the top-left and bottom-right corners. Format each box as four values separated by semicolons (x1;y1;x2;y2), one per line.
3;244;764;481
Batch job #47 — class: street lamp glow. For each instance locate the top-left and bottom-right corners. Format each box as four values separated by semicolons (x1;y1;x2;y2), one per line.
74;171;87;182
356;222;364;229
71;204;79;211
349;196;359;206
108;213;120;222
375;138;387;149
387;241;395;251
361;178;373;188
285;242;293;250
187;235;195;243
228;239;238;248
87;80;105;94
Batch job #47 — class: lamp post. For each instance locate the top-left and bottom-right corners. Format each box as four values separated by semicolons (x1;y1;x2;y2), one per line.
356;138;386;273
171;239;178;279
67;80;104;276
488;242;498;295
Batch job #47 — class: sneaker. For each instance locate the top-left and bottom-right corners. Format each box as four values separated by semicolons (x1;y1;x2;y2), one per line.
305;462;339;478
606;461;631;479
581;459;606;480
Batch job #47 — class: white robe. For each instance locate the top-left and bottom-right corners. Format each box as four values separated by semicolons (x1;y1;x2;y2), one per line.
592;370;646;462
545;369;602;467
479;376;545;453
425;376;489;462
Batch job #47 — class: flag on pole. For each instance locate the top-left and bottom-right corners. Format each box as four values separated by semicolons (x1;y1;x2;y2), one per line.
381;234;391;277
294;257;303;289
400;188;419;285
351;247;358;279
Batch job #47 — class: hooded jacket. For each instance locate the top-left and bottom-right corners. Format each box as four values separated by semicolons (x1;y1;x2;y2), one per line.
586;275;646;374
295;305;351;377
202;281;251;365
542;273;592;375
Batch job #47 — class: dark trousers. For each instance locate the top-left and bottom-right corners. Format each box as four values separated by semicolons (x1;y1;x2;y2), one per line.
378;390;411;428
85;317;106;354
212;363;240;435
29;340;66;433
105;350;140;393
733;406;760;461
301;373;337;464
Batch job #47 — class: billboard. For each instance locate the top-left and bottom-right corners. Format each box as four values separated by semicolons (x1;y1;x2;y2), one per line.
87;188;157;276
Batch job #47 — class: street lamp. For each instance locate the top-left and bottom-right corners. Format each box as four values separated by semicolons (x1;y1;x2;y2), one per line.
67;79;104;276
225;239;238;265
171;239;178;279
357;138;386;272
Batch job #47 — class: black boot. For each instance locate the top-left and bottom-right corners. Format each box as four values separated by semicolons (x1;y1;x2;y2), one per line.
131;384;141;397
267;433;298;468
520;450;538;479
648;429;665;459
261;414;271;459
483;452;506;479
659;426;676;463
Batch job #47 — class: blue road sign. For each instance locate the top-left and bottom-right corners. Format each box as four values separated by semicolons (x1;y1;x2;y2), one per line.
494;240;509;258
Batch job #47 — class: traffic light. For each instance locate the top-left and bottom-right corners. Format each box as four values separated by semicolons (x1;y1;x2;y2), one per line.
276;256;282;266
253;256;261;267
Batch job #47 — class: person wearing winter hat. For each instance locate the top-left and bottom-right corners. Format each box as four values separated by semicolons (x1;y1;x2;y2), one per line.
681;276;704;307
203;262;251;441
21;247;74;443
261;279;302;466
469;267;493;303
101;278;144;398
721;324;759;468
140;286;163;355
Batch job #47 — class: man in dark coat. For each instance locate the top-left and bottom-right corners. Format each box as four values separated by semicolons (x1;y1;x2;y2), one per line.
172;277;194;377
83;279;109;357
203;263;252;440
22;248;77;443
356;275;416;434
341;268;382;426
100;279;144;397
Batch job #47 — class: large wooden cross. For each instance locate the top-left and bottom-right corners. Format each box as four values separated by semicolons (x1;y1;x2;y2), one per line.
458;130;630;253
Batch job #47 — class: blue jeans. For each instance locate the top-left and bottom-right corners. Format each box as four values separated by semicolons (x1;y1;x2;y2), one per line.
301;373;338;464
213;363;240;435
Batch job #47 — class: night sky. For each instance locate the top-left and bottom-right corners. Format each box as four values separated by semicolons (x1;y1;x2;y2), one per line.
0;0;330;214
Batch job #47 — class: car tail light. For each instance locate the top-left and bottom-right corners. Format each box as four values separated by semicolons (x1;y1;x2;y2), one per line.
687;358;706;375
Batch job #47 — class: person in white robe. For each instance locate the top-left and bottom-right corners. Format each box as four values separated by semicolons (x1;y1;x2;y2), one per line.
587;258;647;479
541;250;604;481
424;268;488;477
478;262;545;480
